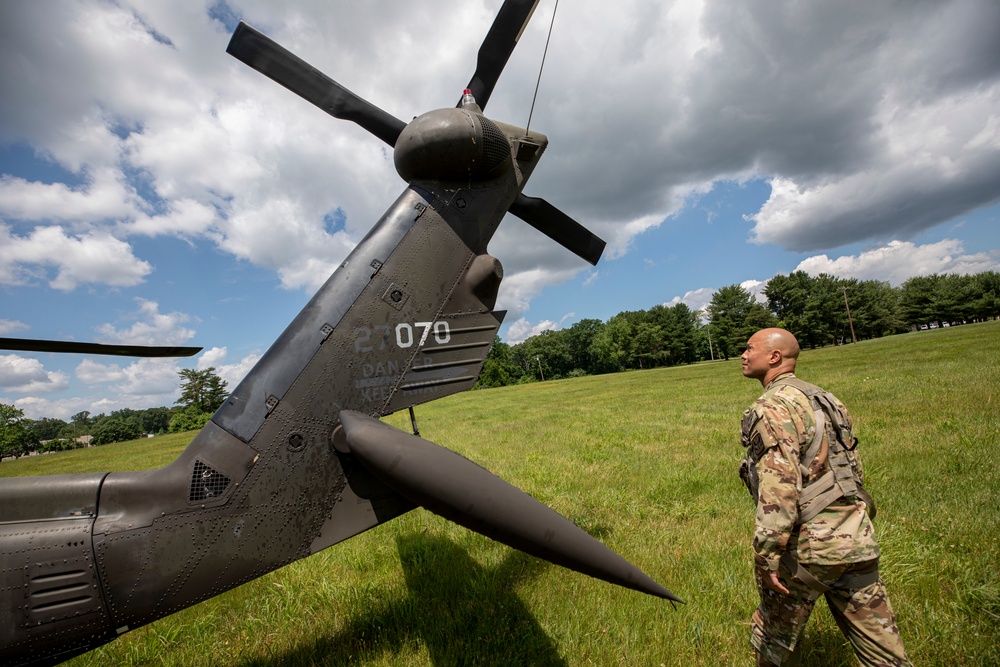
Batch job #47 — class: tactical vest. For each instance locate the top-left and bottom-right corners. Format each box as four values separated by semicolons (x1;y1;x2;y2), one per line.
739;376;876;524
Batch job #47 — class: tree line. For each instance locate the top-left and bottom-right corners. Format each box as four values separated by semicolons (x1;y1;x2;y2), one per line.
478;270;999;386
1;367;228;459
4;271;997;455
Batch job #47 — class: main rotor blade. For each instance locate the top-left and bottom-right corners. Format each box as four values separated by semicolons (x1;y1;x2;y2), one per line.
0;338;202;358
227;22;407;147
338;410;681;602
460;0;541;110
509;194;606;265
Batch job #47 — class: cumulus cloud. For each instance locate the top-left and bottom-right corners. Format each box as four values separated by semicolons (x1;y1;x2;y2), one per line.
111;358;182;398
795;239;1000;285
76;359;126;385
0;167;140;223
495;265;579;323
506;318;559;345
505;312;579;344
6;356;186;420
3;395;95;422
3;0;998;299
197;346;229;369
0;354;70;394
124;198;219;238
196;346;260;390
0;319;28;335
663;283;765;324
531;0;1000;255
740;279;768;303
77;357;182;397
0;224;151;289
219;198;357;292
702;2;1000;252
10;371;181;420
0;0;402;297
665;287;717;315
95;298;196;346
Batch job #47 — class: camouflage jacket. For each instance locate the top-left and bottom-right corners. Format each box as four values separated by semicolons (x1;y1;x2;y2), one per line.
741;372;879;572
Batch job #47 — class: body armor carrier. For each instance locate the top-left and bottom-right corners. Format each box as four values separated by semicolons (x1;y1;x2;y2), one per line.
740;377;876;524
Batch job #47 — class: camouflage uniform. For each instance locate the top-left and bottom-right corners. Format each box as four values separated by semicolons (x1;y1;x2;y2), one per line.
741;372;910;666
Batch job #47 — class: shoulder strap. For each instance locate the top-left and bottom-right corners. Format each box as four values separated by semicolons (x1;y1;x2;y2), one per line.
770;375;822;396
770;375;876;522
769;376;825;471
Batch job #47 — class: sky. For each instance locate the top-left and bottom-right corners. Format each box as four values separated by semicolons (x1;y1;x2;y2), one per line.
1;0;998;421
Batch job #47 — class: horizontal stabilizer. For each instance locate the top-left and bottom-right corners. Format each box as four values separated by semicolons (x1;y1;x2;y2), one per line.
509;194;606;265
338;410;681;602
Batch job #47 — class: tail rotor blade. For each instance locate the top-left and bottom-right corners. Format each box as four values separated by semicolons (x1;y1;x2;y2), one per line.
338;410;681;602
461;0;541;110
509;194;606;265
227;22;407;147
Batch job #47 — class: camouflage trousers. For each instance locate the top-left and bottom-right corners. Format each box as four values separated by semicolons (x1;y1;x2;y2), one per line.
750;559;911;666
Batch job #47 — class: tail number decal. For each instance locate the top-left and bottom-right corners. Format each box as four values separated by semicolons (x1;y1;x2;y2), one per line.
395;321;451;348
355;321;451;353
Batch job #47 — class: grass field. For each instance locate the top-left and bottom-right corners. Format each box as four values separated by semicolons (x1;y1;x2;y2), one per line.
3;322;998;666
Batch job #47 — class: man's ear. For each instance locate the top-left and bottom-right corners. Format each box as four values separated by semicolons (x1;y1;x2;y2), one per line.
769;349;782;366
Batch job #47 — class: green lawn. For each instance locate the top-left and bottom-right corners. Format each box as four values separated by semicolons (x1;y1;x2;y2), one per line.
4;321;998;665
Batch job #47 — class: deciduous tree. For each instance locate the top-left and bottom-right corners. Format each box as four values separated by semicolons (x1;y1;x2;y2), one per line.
591;314;636;372
28;417;68;442
477;336;520;388
563;318;604;374
1;403;38;460
91;418;143;446
168;405;213;433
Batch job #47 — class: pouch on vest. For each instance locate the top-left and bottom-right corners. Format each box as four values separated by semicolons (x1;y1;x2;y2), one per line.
739;407;766;500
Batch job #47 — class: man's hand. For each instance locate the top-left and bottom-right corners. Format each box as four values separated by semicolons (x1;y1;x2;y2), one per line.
759;568;790;595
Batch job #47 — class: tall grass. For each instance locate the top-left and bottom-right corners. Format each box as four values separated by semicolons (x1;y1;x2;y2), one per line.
4;322;997;665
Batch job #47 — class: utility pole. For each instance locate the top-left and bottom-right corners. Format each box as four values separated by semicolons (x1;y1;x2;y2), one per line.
707;327;715;361
843;286;857;344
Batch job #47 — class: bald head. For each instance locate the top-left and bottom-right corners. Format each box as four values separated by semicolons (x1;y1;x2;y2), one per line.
741;328;800;386
757;328;800;360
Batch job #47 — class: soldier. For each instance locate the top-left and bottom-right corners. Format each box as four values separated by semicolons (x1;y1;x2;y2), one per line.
739;328;911;666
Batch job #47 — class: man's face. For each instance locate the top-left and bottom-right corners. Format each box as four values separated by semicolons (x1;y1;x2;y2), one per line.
741;333;773;381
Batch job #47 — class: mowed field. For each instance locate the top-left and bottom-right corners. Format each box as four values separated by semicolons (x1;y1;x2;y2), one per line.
4;321;998;666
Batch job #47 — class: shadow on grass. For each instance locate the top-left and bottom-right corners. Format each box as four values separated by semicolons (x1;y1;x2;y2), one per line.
246;531;566;667
794;605;868;666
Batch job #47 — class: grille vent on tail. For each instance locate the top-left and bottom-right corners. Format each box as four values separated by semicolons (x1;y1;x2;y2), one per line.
26;560;103;624
189;460;231;502
382;310;504;414
475;114;512;178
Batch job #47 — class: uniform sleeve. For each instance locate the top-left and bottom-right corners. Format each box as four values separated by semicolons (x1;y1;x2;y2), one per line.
750;398;803;572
